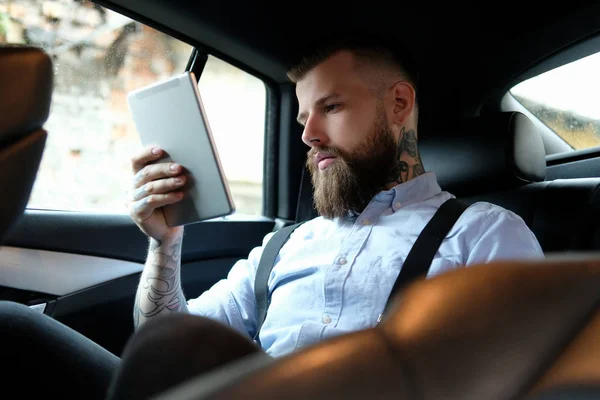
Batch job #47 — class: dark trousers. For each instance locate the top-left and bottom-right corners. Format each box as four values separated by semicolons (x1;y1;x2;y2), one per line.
1;301;263;399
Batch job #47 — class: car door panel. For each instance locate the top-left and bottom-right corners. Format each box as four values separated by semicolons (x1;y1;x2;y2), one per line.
5;210;274;262
1;210;275;356
0;246;143;295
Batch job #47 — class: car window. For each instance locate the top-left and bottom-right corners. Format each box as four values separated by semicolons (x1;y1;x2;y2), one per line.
510;51;600;152
0;0;265;216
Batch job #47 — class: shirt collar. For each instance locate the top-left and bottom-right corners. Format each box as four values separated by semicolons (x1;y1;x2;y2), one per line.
345;172;442;219
372;172;442;211
388;172;442;211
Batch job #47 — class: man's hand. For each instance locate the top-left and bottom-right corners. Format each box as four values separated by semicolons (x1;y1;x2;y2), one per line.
127;146;185;242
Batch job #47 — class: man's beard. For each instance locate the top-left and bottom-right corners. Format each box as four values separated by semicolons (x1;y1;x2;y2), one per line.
306;109;399;219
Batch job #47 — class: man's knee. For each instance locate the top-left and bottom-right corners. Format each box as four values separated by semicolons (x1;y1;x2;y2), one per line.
108;313;261;400
125;313;260;363
0;299;34;315
0;300;42;333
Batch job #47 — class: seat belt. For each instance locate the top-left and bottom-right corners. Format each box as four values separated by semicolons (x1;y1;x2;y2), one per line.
253;221;304;343
253;197;469;342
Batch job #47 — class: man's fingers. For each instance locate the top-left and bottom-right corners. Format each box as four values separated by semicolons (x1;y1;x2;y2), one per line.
130;192;184;223
133;163;183;189
131;177;186;201
131;146;163;174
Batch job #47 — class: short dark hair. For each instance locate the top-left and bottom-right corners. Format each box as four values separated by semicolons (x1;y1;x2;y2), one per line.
286;33;420;95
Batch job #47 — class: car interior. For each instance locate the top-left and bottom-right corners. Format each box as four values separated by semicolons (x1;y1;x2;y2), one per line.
1;0;600;399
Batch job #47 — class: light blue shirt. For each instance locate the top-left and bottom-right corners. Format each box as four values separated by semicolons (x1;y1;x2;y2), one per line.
187;172;544;357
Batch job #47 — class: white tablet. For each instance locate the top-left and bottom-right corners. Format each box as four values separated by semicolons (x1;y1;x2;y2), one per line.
127;71;235;227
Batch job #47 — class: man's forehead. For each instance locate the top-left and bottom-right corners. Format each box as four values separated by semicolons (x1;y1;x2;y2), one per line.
295;51;358;102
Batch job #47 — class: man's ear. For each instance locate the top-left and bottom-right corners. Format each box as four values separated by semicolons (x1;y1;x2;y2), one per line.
386;81;416;133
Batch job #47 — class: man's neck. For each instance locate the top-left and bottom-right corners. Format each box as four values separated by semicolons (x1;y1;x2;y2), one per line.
385;127;425;190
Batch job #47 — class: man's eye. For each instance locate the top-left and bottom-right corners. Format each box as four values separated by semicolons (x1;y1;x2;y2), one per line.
324;104;339;113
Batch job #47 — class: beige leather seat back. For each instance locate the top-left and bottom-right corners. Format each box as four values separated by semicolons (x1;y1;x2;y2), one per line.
154;258;600;399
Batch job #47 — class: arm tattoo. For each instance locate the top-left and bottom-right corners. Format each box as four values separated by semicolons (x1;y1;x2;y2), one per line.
149;237;162;251
134;238;186;324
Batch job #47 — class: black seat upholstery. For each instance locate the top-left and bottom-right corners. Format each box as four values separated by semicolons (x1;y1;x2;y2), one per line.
420;111;600;253
419;111;547;198
470;178;600;253
0;44;52;240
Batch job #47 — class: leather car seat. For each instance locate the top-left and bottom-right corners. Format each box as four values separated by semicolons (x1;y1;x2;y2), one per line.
0;44;52;241
153;257;600;399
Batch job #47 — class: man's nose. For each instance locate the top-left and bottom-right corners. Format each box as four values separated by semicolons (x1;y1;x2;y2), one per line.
301;115;329;147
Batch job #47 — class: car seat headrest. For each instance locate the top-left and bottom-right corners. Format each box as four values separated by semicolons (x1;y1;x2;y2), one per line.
0;44;53;240
419;111;546;197
0;44;53;145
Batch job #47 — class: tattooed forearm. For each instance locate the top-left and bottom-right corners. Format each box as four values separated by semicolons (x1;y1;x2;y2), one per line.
149;237;162;251
388;127;426;184
133;237;188;328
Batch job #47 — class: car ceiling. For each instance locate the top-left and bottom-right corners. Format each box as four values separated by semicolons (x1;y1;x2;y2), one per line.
100;0;600;129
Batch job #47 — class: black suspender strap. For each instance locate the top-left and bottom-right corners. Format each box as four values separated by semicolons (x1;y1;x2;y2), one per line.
253;222;304;342
381;197;469;316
